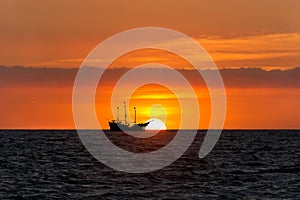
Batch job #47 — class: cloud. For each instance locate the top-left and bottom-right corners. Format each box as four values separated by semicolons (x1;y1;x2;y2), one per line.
80;33;300;70
0;65;78;87
219;67;300;88
199;33;300;69
1;65;300;89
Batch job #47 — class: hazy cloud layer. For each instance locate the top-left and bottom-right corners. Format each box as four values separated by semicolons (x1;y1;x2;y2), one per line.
1;66;300;88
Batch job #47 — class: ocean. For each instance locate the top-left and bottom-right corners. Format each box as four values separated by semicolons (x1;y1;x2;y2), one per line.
0;130;299;199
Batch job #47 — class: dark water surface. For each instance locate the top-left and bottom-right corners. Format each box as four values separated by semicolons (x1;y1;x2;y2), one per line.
1;130;299;199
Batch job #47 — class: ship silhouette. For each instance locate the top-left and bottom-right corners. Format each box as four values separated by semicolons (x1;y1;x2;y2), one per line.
108;102;150;131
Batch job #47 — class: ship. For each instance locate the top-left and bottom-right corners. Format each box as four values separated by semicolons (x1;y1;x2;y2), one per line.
108;102;150;131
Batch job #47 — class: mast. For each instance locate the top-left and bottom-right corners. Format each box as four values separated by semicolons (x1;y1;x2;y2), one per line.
117;107;119;121
134;107;136;124
124;101;127;124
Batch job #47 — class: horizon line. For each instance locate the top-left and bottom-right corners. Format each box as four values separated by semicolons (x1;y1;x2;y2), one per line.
1;128;300;131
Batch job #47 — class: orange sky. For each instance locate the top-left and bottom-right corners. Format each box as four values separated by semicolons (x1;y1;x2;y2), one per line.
0;1;300;129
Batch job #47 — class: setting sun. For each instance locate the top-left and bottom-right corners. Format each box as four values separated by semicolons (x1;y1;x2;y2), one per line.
145;118;167;130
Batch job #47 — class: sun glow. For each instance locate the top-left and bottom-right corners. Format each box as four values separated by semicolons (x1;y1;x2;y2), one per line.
127;83;182;129
145;118;167;130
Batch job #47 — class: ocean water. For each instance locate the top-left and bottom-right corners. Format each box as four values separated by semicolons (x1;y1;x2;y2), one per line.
0;130;299;199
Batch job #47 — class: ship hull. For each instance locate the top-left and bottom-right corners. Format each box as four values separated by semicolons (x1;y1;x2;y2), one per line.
108;121;150;131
